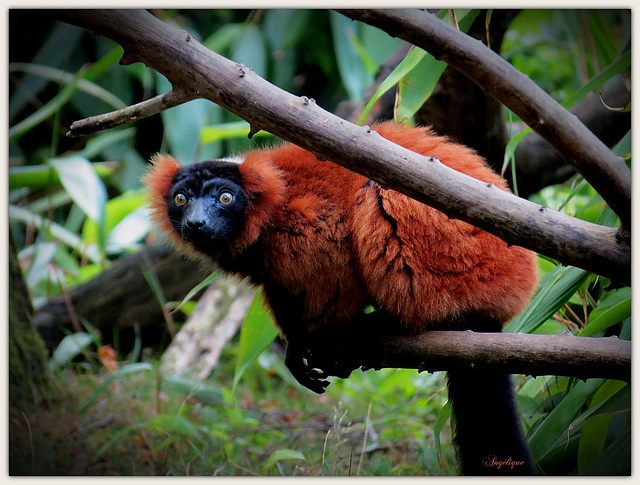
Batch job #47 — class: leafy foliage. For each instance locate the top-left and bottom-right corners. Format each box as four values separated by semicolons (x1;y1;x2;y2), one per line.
8;8;630;476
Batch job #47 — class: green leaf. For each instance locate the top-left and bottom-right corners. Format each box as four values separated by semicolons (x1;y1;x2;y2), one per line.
173;272;222;313
579;287;631;337
9;22;84;121
9;161;117;190
25;242;57;289
149;414;201;438
200;121;271;145
9;67;84;143
330;11;373;102
156;73;218;164
80;362;154;414
49;333;94;370
357;47;427;125
433;400;452;472
203;23;245;53
232;289;279;394
395;52;447;123
231;23;267;78
528;378;605;462
561;49;631;109
81;190;149;254
578;414;612;473
9;63;126;110
505;265;590;334
582;430;631;475
9;204;102;264
577;380;628;473
263;449;307;469
394;10;480;123
264;10;311;51
162;375;224;406
51;156;108;255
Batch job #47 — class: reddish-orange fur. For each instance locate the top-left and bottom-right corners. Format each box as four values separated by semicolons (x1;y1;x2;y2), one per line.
145;122;538;332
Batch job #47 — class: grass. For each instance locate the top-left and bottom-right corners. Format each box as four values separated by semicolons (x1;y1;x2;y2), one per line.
9;345;456;476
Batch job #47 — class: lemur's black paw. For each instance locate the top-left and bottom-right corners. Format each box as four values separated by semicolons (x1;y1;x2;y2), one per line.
284;343;330;394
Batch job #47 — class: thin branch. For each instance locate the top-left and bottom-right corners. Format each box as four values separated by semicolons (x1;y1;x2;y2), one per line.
66;88;195;137
55;9;630;285
368;331;630;383
336;9;632;232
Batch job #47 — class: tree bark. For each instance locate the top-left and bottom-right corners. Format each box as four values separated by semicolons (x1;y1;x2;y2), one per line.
369;331;630;383
337;9;631;230
54;9;630;284
9;229;51;408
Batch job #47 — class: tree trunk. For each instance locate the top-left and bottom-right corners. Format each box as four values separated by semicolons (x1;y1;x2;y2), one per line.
9;228;51;408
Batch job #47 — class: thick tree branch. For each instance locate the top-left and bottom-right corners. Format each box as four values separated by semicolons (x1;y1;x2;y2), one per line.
337;9;631;232
55;9;630;285
369;332;630;383
35;249;631;382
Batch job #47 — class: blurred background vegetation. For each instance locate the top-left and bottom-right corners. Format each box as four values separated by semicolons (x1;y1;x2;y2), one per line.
8;9;631;476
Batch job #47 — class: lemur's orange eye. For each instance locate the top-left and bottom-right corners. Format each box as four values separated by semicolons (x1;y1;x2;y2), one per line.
174;193;187;206
219;192;234;205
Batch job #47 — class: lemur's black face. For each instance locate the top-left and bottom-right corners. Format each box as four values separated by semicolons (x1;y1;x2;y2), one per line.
167;161;249;249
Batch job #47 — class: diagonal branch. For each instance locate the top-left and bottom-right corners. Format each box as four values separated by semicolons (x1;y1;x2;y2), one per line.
336;9;632;232
54;9;630;285
66;88;195;137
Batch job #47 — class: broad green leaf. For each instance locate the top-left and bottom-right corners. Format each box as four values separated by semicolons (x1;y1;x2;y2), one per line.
51;156;108;254
582;430;631;475
578;414;612;473
433;400;452;471
395;10;480;123
9;204;101;264
528;379;605;462
505;265;590;334
263;9;311;51
357;47;427;125
156;73;218;163
231;23;267;78
579;287;631;337
105;206;150;253
81;190;149;253
203;23;245;53
263;449;307;469
232;290;279;394
50;156;107;223
200;121;271;145
577;380;628;472
395;53;447;123
25;242;57;289
330;11;373;102
49;332;94;370
149;414;201;438
9;161;117;190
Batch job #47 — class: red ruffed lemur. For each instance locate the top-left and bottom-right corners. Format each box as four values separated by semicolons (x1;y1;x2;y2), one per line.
144;122;539;475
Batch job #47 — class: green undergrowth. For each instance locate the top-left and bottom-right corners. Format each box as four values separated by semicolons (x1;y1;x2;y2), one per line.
9;347;455;476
